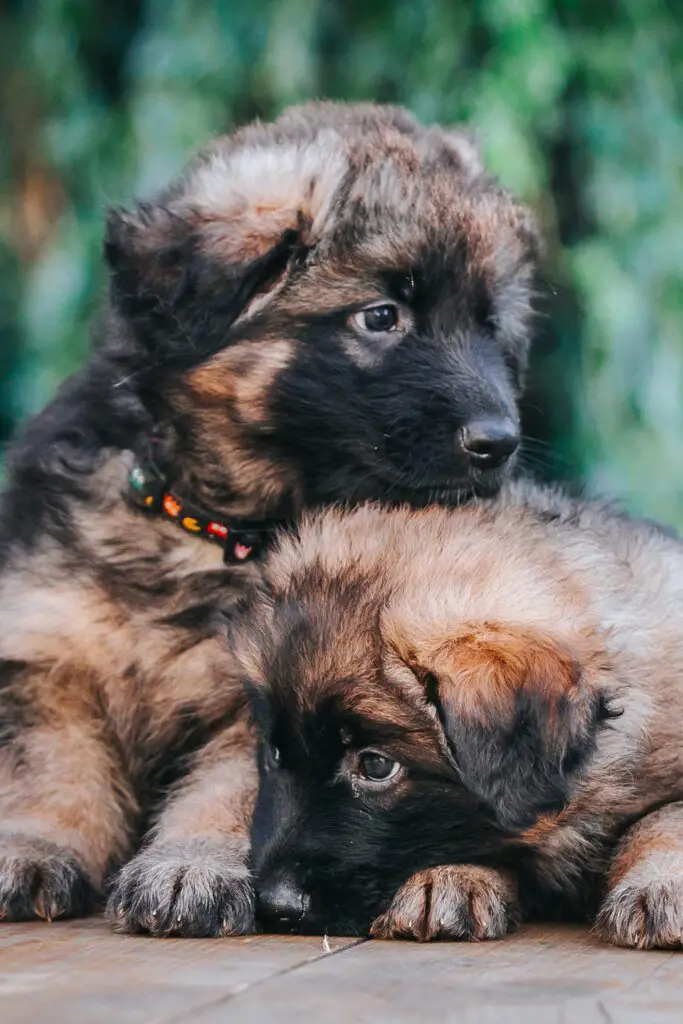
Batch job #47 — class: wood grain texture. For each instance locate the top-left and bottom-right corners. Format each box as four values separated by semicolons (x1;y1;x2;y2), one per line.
0;918;360;1024
198;925;682;1024
0;919;681;1023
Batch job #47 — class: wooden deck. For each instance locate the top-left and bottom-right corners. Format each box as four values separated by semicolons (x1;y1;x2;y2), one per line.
1;918;681;1022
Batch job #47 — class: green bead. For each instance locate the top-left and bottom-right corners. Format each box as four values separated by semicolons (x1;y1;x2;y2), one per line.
129;466;147;490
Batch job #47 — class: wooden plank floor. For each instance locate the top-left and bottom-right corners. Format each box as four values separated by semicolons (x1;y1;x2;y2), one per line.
1;918;681;1023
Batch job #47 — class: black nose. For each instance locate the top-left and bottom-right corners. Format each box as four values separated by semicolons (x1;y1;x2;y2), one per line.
460;418;520;469
256;873;305;932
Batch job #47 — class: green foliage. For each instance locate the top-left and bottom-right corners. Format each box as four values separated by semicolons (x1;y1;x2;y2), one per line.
2;0;682;523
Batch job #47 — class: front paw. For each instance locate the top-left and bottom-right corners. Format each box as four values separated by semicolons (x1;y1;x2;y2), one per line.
597;876;683;949
0;834;95;922
371;865;518;942
106;839;255;937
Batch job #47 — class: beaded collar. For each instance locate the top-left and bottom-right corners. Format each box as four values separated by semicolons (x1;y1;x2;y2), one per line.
127;451;283;564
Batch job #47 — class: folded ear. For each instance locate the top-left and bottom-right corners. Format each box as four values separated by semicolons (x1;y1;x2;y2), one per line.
427;126;484;181
103;134;348;360
104;201;300;362
409;625;614;832
105;202;195;313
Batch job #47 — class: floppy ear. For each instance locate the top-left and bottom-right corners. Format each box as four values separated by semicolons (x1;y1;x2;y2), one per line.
104;202;300;363
410;625;613;832
103;136;348;362
440;128;485;181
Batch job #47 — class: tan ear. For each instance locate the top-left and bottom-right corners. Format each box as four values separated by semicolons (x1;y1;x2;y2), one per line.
400;624;613;832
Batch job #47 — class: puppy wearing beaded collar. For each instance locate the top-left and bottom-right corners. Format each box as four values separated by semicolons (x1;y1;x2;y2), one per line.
0;101;538;935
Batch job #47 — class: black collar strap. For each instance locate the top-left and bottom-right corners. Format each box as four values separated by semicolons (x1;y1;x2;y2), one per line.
127;456;283;563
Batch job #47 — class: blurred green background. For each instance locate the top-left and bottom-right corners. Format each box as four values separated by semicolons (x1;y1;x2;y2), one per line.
1;0;682;524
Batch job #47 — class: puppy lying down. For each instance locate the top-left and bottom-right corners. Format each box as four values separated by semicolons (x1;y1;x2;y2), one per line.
231;481;683;949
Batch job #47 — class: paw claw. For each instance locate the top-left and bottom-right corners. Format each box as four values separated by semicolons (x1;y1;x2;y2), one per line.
0;836;94;923
106;840;255;938
597;879;683;949
372;866;516;943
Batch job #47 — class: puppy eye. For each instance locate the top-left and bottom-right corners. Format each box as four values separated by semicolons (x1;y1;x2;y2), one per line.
358;751;401;783
265;745;281;771
350;304;400;334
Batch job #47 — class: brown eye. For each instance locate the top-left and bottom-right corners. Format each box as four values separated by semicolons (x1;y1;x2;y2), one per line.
351;304;400;334
358;751;401;782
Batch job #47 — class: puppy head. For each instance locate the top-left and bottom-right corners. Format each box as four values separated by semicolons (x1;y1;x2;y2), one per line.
104;102;539;518
230;515;611;935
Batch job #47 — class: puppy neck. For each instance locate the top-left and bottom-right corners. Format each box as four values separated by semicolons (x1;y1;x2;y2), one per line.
126;442;286;564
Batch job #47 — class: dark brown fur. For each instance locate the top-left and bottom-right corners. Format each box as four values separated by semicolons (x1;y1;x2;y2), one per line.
0;102;539;934
237;482;683;947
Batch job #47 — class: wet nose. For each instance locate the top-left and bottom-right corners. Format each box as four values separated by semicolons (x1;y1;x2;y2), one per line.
256;873;305;932
460;418;520;470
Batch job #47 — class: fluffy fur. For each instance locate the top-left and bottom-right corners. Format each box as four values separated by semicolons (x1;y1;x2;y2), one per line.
0;102;539;934
236;482;683;948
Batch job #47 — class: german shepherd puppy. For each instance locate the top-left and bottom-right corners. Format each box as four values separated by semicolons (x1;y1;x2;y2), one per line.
0;103;539;934
237;483;683;949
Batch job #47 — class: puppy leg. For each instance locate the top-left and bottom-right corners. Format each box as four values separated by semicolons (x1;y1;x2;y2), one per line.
108;716;256;937
0;668;135;921
596;802;683;949
370;865;519;942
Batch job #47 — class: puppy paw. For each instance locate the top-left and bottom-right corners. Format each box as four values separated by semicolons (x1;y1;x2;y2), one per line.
107;839;255;937
597;877;683;949
0;835;95;922
370;864;518;942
